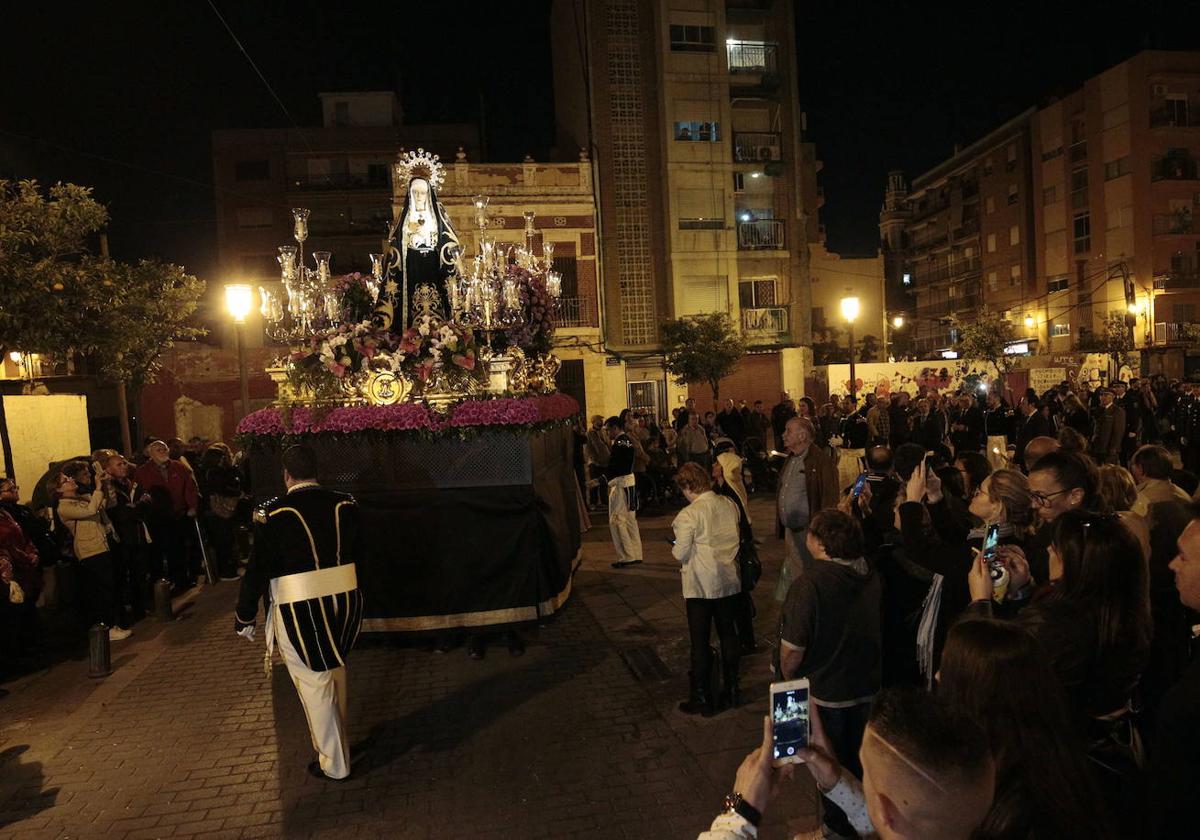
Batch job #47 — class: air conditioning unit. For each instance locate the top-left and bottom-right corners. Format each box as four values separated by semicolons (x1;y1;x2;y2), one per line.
1152;84;1168;97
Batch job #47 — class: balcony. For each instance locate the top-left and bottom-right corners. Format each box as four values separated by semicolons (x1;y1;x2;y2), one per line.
737;218;785;250
733;131;782;162
1153;213;1198;235
915;291;981;319
289;173;391;192
1152;156;1199;181
910;255;981;286
1155;270;1200;291
727;41;777;73
1154;322;1200;343
952;218;980;240
554;296;598;329
1151;103;1199;128
741;306;789;343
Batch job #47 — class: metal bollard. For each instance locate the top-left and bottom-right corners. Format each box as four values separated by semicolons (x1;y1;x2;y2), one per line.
154;579;174;621
88;623;112;679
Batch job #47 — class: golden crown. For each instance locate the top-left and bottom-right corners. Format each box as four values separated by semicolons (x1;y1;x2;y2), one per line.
394;148;445;192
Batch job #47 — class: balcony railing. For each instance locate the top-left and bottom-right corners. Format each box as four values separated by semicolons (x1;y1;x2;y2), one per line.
912;332;956;354
554;296;598;329
1152;157;1200;181
733;131;782;162
741;306;789;343
1154;322;1200;343
1153;213;1198;235
1154;270;1200;291
289;174;391;191
910;256;980;286
727;41;778;73
737;218;785;249
915;292;981;319
1151;103;1199;128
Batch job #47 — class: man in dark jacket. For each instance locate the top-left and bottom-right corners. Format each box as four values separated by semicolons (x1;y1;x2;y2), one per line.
950;394;985;454
1090;387;1126;465
235;444;364;781
771;393;796;449
1150;509;1200;839
1013;395;1056;470
1113;381;1140;465
910;397;946;452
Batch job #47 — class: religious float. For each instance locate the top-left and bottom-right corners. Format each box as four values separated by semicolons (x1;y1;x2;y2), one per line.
236;150;582;632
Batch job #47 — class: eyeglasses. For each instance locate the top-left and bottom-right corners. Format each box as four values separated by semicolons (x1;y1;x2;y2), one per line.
1030;488;1070;506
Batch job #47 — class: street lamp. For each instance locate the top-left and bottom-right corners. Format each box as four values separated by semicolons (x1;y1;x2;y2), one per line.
225;284;254;422
841;296;860;404
1024;312;1035;329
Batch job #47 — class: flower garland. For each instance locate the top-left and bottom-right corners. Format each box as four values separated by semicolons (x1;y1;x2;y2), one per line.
506;265;556;355
236;393;579;444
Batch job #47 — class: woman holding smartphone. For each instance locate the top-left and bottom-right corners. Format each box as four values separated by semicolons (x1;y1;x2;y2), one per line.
901;462;1035;685
672;462;743;717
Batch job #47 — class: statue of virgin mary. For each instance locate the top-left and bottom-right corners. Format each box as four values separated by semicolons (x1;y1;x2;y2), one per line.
374;150;462;330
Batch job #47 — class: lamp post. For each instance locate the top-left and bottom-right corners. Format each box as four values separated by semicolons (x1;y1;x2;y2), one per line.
841;296;861;404
225;284;254;422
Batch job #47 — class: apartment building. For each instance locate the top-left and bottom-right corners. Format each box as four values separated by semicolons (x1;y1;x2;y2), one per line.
883;50;1200;377
879;111;1038;359
211;92;479;347
1032;50;1200;377
552;0;817;415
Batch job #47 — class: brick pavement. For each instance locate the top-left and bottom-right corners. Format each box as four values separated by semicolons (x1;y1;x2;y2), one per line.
0;493;820;839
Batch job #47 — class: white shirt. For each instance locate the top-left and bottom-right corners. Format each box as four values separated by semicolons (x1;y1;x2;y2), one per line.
671;491;742;600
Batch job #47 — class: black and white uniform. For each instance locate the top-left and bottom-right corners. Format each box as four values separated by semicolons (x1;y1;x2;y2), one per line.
236;481;364;779
606;434;642;563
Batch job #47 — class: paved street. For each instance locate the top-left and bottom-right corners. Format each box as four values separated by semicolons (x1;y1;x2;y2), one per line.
0;493;820;839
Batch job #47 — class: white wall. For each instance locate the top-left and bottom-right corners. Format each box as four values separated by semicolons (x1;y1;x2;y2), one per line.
2;395;91;505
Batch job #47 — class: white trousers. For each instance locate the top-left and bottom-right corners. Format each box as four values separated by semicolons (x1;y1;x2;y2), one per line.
277;619;351;780
608;482;643;563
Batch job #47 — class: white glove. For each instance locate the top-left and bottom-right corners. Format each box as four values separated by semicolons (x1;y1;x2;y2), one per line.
9;579;25;605
237;624;256;642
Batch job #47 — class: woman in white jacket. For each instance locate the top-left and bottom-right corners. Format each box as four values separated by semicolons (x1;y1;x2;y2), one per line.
673;462;742;717
54;464;131;641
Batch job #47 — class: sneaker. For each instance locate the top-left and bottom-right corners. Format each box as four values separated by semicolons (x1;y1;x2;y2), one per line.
109;627;132;642
611;559;643;569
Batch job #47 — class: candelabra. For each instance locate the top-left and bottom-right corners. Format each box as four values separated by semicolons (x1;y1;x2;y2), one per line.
456;195;526;347
258;208;342;344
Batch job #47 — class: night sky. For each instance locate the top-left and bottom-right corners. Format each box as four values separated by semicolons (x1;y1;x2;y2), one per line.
3;0;1196;277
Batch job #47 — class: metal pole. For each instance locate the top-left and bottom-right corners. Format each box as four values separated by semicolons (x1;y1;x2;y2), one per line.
236;322;251;421
848;321;857;405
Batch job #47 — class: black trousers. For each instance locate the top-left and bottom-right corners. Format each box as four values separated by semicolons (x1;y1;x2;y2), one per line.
685;595;741;693
818;702;871;836
203;512;239;578
79;550;116;628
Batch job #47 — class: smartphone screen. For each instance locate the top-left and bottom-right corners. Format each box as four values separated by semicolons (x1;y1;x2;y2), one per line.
851;472;868;498
770;680;810;765
982;522;1000;560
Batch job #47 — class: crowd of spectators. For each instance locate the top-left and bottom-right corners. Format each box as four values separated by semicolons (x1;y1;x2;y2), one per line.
0;436;250;677
697;373;1200;839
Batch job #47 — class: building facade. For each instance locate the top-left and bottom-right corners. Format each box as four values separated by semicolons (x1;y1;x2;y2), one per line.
552;0;817;416
883;50;1200;377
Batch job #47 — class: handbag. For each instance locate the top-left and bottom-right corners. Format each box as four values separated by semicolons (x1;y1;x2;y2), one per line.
210;494;240;520
738;538;762;592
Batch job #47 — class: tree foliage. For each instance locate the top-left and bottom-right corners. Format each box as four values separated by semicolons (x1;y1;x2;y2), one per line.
660;313;746;403
0;180;205;384
955;309;1016;378
1097;312;1135;376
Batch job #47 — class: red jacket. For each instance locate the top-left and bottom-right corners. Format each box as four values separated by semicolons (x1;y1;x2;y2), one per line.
134;459;199;517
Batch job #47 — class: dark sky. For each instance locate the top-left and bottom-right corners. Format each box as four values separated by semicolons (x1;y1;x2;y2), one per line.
3;0;1196;276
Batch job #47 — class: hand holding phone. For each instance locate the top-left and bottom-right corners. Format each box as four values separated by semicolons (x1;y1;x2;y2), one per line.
850;472;868;499
770;678;811;767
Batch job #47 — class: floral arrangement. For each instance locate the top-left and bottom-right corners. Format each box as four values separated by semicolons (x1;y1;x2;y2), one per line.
236;393;579;443
391;315;480;390
333;272;377;324
287;321;392;402
506;265;556;356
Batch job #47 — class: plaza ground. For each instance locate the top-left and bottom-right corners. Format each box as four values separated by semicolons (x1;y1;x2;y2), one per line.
0;493;822;839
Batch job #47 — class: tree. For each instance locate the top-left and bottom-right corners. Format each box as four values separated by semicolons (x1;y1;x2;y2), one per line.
955;309;1016;380
811;325;846;365
858;334;882;363
94;260;206;390
660;313;746;404
0;180;110;356
1096;312;1135;377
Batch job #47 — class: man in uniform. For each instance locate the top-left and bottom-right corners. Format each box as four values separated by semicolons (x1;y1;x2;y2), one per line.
235;445;364;781
605;416;643;569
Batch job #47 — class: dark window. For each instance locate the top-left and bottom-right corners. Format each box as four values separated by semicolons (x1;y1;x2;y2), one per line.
239;253;278;277
670;24;716;52
334;101;350;127
1073;212;1091;254
1048;275;1070;293
234;160;270;181
552;256;578;298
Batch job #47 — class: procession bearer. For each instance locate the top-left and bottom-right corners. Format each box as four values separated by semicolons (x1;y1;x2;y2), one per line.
234;445;364;781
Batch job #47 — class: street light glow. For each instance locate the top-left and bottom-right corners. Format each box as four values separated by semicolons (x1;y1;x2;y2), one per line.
1023;313;1035;328
892;314;904;328
225;284;254;324
840;296;860;323
8;351;22;364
